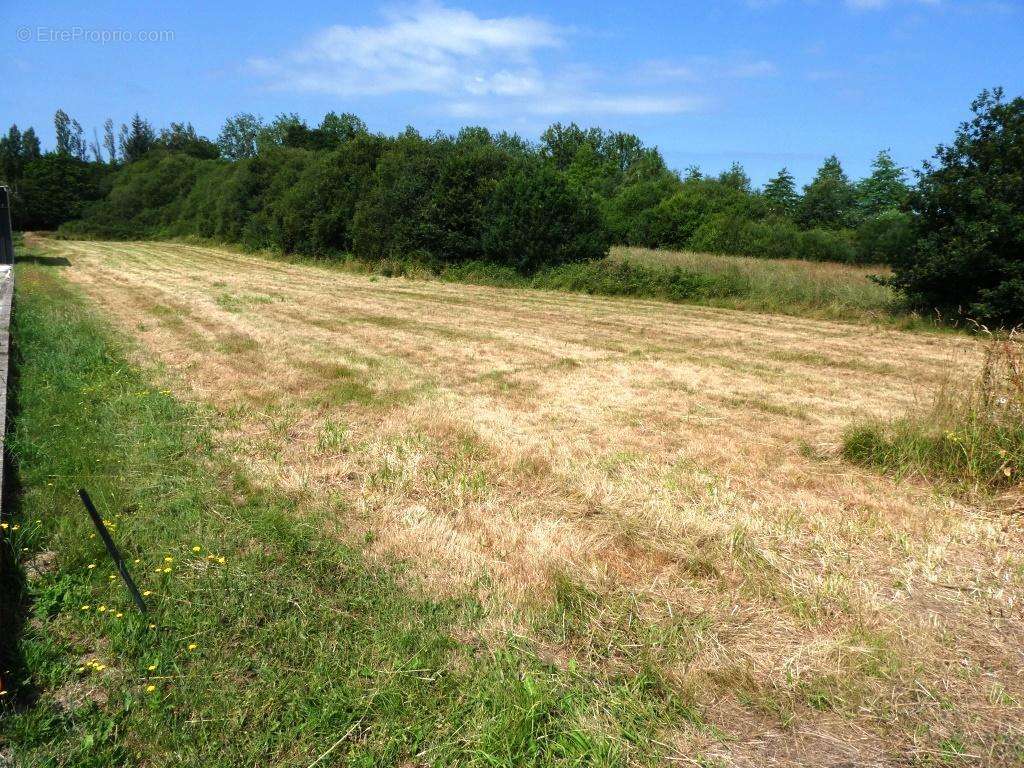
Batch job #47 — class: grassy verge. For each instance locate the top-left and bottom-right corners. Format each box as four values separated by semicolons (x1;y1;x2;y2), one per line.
0;259;695;765
843;331;1024;494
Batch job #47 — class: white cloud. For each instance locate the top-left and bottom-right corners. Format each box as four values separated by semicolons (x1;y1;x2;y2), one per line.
641;56;778;81
250;4;558;97
250;3;707;117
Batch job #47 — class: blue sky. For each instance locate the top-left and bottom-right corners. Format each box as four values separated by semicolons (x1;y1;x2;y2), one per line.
2;0;1021;184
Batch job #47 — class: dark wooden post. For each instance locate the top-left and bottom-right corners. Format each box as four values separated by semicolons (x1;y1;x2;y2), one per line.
0;187;13;265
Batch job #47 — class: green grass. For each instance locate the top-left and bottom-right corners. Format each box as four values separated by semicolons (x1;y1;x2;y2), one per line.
843;333;1024;494
0;259;699;765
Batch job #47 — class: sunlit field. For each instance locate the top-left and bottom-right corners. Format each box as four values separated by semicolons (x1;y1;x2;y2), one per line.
8;235;1023;766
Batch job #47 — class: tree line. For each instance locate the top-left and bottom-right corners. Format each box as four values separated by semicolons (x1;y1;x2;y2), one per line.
1;88;1022;324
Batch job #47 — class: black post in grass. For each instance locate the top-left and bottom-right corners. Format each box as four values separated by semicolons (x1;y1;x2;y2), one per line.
78;489;147;614
0;187;13;266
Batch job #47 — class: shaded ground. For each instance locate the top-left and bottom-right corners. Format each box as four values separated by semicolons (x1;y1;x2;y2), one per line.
32;236;1024;765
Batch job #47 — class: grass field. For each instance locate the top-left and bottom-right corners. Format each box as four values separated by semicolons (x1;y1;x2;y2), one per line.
3;236;1023;766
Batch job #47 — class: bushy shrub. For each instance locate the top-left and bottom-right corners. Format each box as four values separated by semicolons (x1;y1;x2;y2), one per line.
532;259;749;301
351;131;445;261
738;218;802;260
855;210;914;264
888;89;1024;325
638;179;761;250
59;152;204;238
794;228;858;263
482;159;609;273
14;154;107;231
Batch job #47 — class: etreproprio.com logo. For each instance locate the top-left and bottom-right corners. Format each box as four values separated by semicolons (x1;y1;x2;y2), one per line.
17;26;175;44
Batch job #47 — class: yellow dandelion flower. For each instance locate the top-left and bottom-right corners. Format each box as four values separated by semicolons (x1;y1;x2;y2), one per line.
87;564;96;570
148;623;156;629
187;643;197;651
81;605;90;610
217;557;225;565
147;664;157;672
109;575;116;580
115;612;124;618
133;558;141;564
163;557;173;563
76;666;86;673
11;525;18;531
98;606;107;612
143;590;152;596
0;523;7;530
191;546;201;552
145;684;156;693
163;567;172;573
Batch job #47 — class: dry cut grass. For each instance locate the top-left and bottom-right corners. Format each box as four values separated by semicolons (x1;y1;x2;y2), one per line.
34;235;1024;766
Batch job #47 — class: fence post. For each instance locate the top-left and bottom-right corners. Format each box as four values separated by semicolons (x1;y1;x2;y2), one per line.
0;187;13;266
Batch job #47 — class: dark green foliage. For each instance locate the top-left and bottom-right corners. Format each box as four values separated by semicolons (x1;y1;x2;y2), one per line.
640;178;762;249
442;257;749;303
482;159;610;272
855;210;915;264
856;150;909;218
351;129;446;261
118;114;156;163
0;125;38;182
62;152;208;238
36;104;1024;274
54;109;87;160
10;154;106;230
65;122;610;272
763;167;799;218
717;162;752;193
155;122;220;159
798;155;857;230
794;227;858;263
420;133;513;265
217;113;263;160
888;89;1024;325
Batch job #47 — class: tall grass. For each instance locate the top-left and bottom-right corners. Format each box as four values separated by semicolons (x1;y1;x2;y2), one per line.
612;246;901;321
844;330;1024;493
441;246;912;323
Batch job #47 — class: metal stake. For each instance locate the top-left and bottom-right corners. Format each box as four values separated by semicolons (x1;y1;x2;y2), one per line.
78;489;147;614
